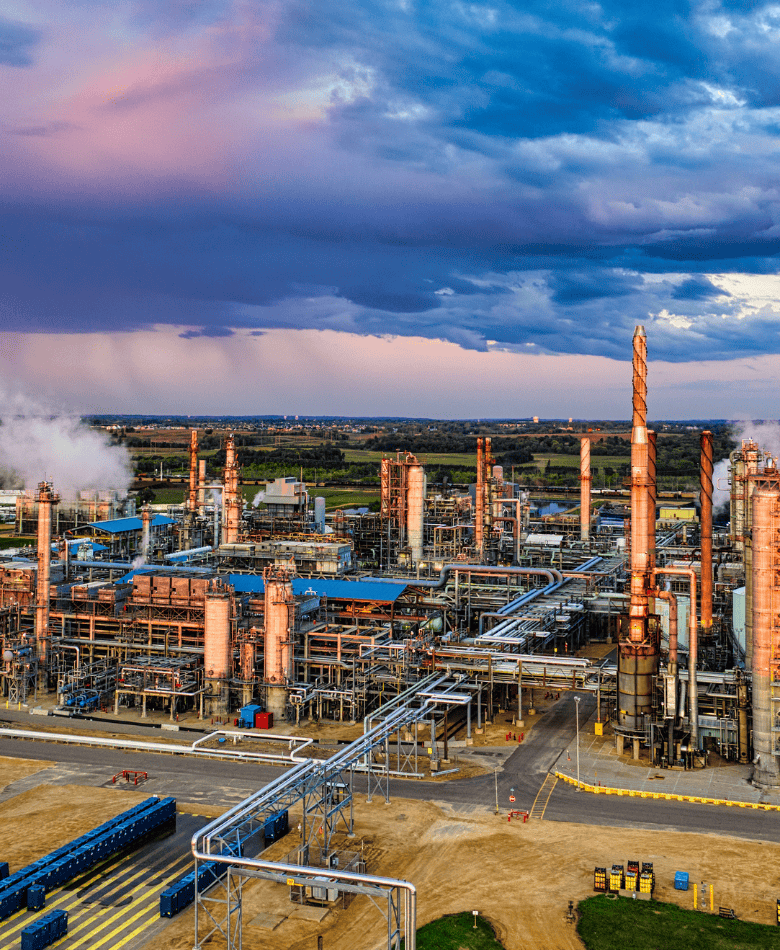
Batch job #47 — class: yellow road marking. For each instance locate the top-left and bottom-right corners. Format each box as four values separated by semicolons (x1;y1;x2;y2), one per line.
64;856;189;950
0;853;190;949
529;773;558;820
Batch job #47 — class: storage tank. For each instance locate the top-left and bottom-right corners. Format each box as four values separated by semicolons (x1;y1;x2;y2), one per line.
751;486;780;788
314;496;326;533
204;584;232;716
264;568;294;719
406;461;425;564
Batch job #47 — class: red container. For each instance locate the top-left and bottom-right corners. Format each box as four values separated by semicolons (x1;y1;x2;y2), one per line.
255;711;274;729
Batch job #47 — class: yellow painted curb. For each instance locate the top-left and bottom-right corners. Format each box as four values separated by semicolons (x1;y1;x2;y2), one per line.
553;772;780;811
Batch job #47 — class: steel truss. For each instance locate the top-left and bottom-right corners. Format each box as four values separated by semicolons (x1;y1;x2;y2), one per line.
192;675;472;950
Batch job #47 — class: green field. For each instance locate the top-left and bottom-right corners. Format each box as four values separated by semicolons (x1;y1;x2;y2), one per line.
143;484;379;512
0;536;35;550
402;912;505;949
342;448;476;466
577;896;778;950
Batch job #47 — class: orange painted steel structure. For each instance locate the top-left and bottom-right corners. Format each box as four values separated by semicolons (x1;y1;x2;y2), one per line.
579;437;591;542
35;481;59;662
699;431;714;632
647;430;656;560
198;459;207;513
475;437;485;557
750;484;780;787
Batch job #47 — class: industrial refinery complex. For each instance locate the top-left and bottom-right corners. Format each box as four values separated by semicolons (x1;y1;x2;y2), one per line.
2;326;779;950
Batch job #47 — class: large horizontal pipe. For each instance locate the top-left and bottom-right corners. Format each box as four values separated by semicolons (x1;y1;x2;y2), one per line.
411;564;564;588
0;726;314;763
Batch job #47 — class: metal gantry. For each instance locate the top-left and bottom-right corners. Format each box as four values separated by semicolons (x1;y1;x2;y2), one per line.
192;676;472;950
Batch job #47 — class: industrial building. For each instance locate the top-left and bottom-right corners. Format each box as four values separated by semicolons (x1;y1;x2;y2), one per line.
1;328;778;947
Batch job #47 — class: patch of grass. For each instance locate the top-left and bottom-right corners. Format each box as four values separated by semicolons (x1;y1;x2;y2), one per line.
0;536;35;550
342;449;476;466
315;488;380;510
402;912;505;949
577;895;778;950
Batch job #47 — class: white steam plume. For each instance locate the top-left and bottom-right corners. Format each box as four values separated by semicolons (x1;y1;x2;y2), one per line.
712;420;780;511
252;490;265;506
712;459;730;510
0;390;132;493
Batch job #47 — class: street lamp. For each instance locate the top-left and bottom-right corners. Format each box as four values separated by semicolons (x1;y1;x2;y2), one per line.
574;695;581;790
472;910;479;930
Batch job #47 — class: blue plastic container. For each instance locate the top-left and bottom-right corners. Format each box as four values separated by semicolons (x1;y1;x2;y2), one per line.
674;871;689;891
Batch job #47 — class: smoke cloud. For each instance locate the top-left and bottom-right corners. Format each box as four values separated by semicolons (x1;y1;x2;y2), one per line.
0;390;132;493
252;491;265;507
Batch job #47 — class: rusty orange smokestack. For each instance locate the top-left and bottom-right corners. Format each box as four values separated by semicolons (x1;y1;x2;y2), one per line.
35;481;59;663
580;436;591;542
700;430;713;631
188;429;198;513
475;437;484;558
629;325;650;643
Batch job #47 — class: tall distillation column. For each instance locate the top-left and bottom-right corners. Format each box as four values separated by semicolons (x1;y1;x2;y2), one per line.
741;441;762;669
618;326;659;735
751;485;780;788
223;433;241;545
475;437;485;559
580;436;591;542
700;431;714;633
35;481;59;664
264;567;294;720
204;581;232;717
407;458;425;565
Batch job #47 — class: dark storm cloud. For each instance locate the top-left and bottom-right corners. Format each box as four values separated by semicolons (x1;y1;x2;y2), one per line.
0;16;41;67
5;0;780;364
672;277;731;301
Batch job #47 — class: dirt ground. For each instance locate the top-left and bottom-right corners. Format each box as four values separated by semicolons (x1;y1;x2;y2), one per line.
151;795;780;950
3;771;779;950
0;754;54;793
0;782;149;872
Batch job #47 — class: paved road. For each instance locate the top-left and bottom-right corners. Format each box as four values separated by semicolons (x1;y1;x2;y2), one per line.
2;694;779;843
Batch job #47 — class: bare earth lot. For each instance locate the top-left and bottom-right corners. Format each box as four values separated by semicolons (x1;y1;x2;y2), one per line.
2;759;778;950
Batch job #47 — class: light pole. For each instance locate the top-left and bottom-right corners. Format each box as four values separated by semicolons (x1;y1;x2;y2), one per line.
574;695;581;790
494;768;499;814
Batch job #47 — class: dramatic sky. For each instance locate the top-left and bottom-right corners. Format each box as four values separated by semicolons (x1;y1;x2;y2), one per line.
3;0;780;418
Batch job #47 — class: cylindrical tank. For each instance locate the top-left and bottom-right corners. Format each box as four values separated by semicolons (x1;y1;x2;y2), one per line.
314;496;326;533
204;586;232;715
407;462;425;563
492;465;503;481
579;437;591;542
264;569;294;719
751;485;780;788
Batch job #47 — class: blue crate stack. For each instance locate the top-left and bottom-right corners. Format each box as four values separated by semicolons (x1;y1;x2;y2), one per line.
0;797;176;921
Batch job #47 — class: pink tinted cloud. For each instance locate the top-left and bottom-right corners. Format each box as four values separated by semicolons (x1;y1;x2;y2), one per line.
1;326;775;419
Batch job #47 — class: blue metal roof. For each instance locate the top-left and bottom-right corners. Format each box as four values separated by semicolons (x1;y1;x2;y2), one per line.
227;574;407;602
51;539;108;552
88;515;176;534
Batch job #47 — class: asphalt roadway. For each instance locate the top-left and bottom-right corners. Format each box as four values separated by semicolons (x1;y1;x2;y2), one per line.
2;693;779;844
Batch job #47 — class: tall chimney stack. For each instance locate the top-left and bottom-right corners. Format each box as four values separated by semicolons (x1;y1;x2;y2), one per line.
579;437;591;542
700;431;714;632
35;481;59;663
